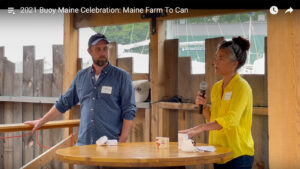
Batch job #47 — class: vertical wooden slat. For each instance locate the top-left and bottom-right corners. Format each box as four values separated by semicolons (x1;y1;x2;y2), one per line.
144;109;150;142
163;39;178;100
178;57;192;100
42;73;53;169
22;46;35;165
205;37;224;103
117;57;133;75
268;10;300;169
0;47;4;95
243;75;266;106
13;73;23;169
3;60;15;169
159;39;179;141
52;45;64;169
0;47;5;169
52;45;63;97
33;59;44;158
109;42;117;66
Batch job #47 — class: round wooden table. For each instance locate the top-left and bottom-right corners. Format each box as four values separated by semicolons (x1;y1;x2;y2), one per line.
56;142;232;167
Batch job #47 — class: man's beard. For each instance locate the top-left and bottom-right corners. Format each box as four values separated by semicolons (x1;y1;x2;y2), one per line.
93;57;108;67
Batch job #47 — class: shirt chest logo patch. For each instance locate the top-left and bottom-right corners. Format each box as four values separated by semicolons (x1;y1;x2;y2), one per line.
224;92;232;100
101;86;112;94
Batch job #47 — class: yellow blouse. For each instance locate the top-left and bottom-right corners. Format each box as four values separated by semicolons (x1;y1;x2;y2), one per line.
209;73;254;163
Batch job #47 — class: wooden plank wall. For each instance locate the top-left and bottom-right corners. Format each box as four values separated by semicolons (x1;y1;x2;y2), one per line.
0;45;65;168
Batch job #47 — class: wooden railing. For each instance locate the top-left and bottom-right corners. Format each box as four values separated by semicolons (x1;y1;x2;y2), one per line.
0;120;80;169
0;119;80;133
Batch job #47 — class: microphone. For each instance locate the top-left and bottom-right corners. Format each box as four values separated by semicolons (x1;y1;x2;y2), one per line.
199;81;207;114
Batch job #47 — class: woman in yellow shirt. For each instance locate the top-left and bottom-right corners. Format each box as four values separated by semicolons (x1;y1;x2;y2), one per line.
179;36;254;169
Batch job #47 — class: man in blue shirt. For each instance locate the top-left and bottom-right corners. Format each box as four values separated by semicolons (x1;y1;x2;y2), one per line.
25;33;137;145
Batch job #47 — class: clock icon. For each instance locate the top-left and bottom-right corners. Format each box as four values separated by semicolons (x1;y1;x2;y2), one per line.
270;6;279;15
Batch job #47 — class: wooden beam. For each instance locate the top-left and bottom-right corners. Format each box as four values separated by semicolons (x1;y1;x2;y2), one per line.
268;10;300;169
74;9;259;28
158;9;261;21
0;96;57;103
74;13;147;28
132;73;149;81
22;133;78;169
0;96;150;109
158;102;267;116
0;119;80;133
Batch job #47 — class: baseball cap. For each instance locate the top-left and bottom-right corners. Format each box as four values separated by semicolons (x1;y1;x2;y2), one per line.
88;33;109;47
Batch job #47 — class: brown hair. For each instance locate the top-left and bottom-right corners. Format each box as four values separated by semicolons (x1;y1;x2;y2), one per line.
218;36;250;70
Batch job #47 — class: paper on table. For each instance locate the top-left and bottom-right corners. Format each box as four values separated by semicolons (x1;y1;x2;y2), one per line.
96;136;108;146
196;146;216;152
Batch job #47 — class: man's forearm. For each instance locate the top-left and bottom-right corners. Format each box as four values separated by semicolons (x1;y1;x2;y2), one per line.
40;105;62;124
119;119;133;142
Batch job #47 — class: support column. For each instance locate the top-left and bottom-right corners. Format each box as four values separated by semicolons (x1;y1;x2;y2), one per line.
268;10;300;169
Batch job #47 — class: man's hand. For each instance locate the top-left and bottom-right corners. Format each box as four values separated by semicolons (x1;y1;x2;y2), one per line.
119;119;133;142
23;105;62;134
24;119;44;134
119;135;128;142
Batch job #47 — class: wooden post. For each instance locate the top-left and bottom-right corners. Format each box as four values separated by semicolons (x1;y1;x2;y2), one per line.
22;46;35;165
149;20;165;141
63;13;79;169
3;60;14;169
268;10;300;169
63;13;78;129
13;73;23;169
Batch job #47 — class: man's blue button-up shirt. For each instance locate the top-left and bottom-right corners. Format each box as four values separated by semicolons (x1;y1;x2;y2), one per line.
55;63;137;145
